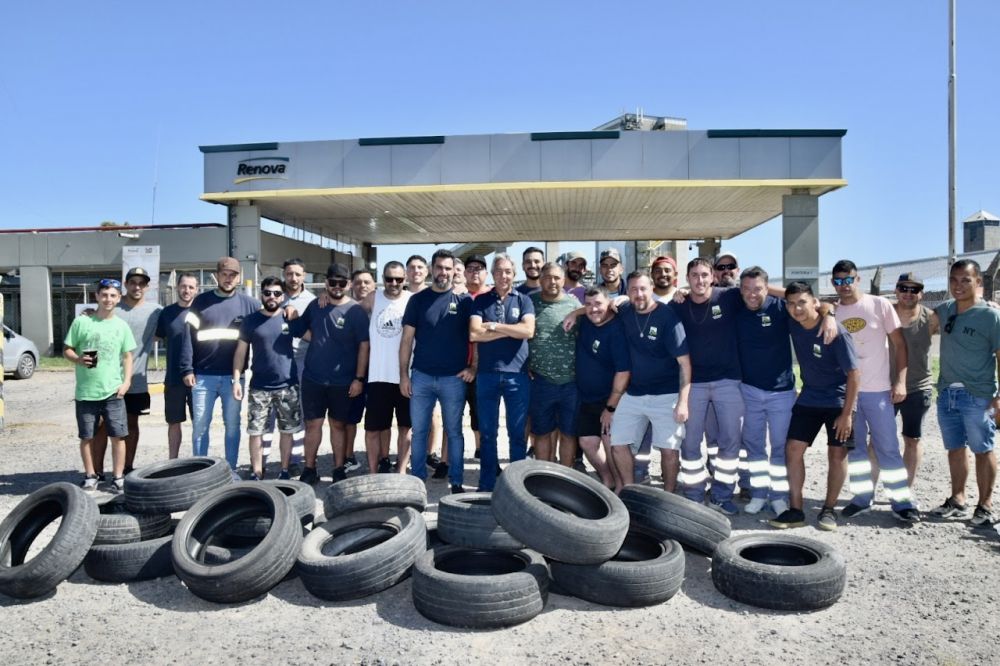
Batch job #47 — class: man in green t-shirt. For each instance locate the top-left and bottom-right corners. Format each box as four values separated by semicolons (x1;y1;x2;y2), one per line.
528;263;581;466
63;278;136;492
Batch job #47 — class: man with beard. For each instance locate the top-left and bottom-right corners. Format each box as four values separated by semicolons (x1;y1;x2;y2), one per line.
609;270;691;491
517;246;545;296
408;254;446;476
361;261;412;474
713;253;740;288
180;257;260;473
157;272;199;458
599;248;627;296
232;276;303;480
563;251;587;304
651;256;678;302
289;263;370;484
343;268;377;471
276;258;315;468
400;249;475;494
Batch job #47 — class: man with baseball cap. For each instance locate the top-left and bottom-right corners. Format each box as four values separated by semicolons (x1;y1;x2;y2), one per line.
599;248;627;296
651;256;679;302
562;251;588;303
713;253;740;288
180;257;260;473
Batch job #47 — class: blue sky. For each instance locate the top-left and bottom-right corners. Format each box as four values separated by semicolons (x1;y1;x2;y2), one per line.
2;1;997;279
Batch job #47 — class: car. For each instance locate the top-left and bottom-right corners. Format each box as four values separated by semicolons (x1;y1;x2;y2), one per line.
3;325;40;379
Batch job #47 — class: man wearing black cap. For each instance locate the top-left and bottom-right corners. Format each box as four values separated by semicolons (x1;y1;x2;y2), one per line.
180;257;260;474
599;248;627;297
289;262;370;484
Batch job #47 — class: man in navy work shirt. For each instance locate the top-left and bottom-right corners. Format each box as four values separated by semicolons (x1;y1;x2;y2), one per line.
232;276;303;480
770;281;860;531
576;286;631;490
399;249;476;494
470;253;536;491
288;263;369;484
180;257;260;472
609;270;691;493
156;272;198;458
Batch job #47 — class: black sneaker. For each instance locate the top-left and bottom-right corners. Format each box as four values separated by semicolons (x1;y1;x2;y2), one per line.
894;507;921;524
738;487;753;501
526;446;535;459
474;448;481;459
426;453;442;469
450;484;465;494
344;456;361;473
931;496;969;518
377;457;392;474
769;508;806;529
970;505;995;528
277;469;291;480
332;465;347;483
299;466;319;485
573;458;587;473
432;462;449;479
841;502;872;519
817;506;838;531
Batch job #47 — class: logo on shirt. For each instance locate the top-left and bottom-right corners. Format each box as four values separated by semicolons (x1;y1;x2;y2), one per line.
334;316;346;329
448;302;458;315
841;317;867;334
812;343;822;358
511;307;520;320
711;305;722;320
647;326;658;341
761;315;771;327
281;322;289;335
376;308;402;338
591;339;601;353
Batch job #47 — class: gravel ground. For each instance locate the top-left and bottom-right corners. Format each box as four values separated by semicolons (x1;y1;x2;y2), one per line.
1;370;998;666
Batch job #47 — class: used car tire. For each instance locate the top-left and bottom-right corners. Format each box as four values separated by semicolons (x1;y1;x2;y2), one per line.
296;507;425;601
15;352;36;380
84;534;174;583
93;495;172;545
322;474;427;518
412;545;549;629
711;533;847;611
0;482;99;599
437;492;524;550
223;480;315;541
171;484;302;603
550;529;685;607
124;457;233;514
491;460;628;564
619;484;731;555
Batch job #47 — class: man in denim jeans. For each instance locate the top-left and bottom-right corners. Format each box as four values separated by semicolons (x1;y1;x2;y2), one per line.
399;249;476;494
470;253;536;491
932;259;1000;527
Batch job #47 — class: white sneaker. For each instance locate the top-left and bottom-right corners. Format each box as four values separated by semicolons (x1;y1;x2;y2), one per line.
771;499;789;516
744;497;768;514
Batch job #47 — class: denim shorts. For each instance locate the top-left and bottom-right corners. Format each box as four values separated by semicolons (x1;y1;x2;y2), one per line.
529;375;579;436
76;397;127;439
937;387;996;454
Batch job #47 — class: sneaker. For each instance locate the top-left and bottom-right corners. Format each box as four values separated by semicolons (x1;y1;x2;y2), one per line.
970;505;995;528
299;466;319;485
769;508;806;529
817;506;838;531
526;446;535;459
450;484;465;494
474;448;481;460
111;476;125;493
249;472;263;481
344;456;361;473
770;499;789;516
573;458;587;473
738;487;753;501
709;499;739;516
426;453;442;469
377;457;392;474
432;462;449;480
81;475;99;492
277;469;291;480
931;496;968;518
841;502;872;519
744;497;768;515
332;465;347;483
894;507;921;524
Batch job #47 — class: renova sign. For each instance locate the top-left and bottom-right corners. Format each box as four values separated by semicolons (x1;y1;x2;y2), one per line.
234;156;290;184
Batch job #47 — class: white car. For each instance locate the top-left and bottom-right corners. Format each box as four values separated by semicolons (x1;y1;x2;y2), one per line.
3;325;39;379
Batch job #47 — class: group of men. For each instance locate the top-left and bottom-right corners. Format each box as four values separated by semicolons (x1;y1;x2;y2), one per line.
64;248;999;531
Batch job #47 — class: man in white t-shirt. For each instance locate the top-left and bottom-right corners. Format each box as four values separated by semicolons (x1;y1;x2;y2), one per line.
832;259;918;523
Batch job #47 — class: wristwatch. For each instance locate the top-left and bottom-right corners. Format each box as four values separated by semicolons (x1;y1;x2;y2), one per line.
354;376;365;382
488;322;497;332
605;405;616;413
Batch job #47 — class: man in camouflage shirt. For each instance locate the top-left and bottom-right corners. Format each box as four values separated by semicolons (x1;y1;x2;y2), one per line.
528;263;582;466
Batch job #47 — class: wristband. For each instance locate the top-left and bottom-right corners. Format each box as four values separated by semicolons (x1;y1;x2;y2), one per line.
605;405;616;413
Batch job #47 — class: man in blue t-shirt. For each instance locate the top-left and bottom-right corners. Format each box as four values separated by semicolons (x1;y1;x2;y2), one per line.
232;276;303;481
470;253;536;491
288;262;369;484
399;249;476;493
609;271;691;492
576;287;631;490
155;272;199;458
770;281;860;530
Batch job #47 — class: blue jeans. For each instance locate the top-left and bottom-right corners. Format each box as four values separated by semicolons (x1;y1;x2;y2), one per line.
409;370;466;486
476;371;531;491
739;384;795;502
191;374;243;470
938;387;996;454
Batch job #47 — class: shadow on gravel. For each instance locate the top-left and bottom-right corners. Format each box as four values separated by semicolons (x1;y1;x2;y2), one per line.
125;575;268;612
0;589;56;606
267;576;389;609
0;470;81;495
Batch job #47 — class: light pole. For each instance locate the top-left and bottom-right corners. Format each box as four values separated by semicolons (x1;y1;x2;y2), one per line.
948;0;957;267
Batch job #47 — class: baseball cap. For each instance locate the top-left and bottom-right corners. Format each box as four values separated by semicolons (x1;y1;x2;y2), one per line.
651;256;677;271
326;263;351;280
599;248;621;265
465;254;488;270
217;257;240;273
714;253;739;267
564;251;587;264
125;267;151;283
896;272;923;288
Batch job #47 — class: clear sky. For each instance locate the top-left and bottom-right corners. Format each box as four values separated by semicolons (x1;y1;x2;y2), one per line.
2;1;997;279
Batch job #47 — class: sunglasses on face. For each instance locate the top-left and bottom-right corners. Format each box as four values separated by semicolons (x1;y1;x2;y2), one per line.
262;289;284;297
384;277;405;284
831;276;857;286
714;263;737;271
99;278;122;289
327;278;349;288
897;285;922;294
944;313;957;334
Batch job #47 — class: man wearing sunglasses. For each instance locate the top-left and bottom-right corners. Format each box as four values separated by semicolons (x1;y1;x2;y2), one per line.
180;257;261;474
470;253;536;491
289;263;370;484
360;261;413;475
932;259;1000;527
232;276;303;480
831;259;918;523
713;253;740;288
